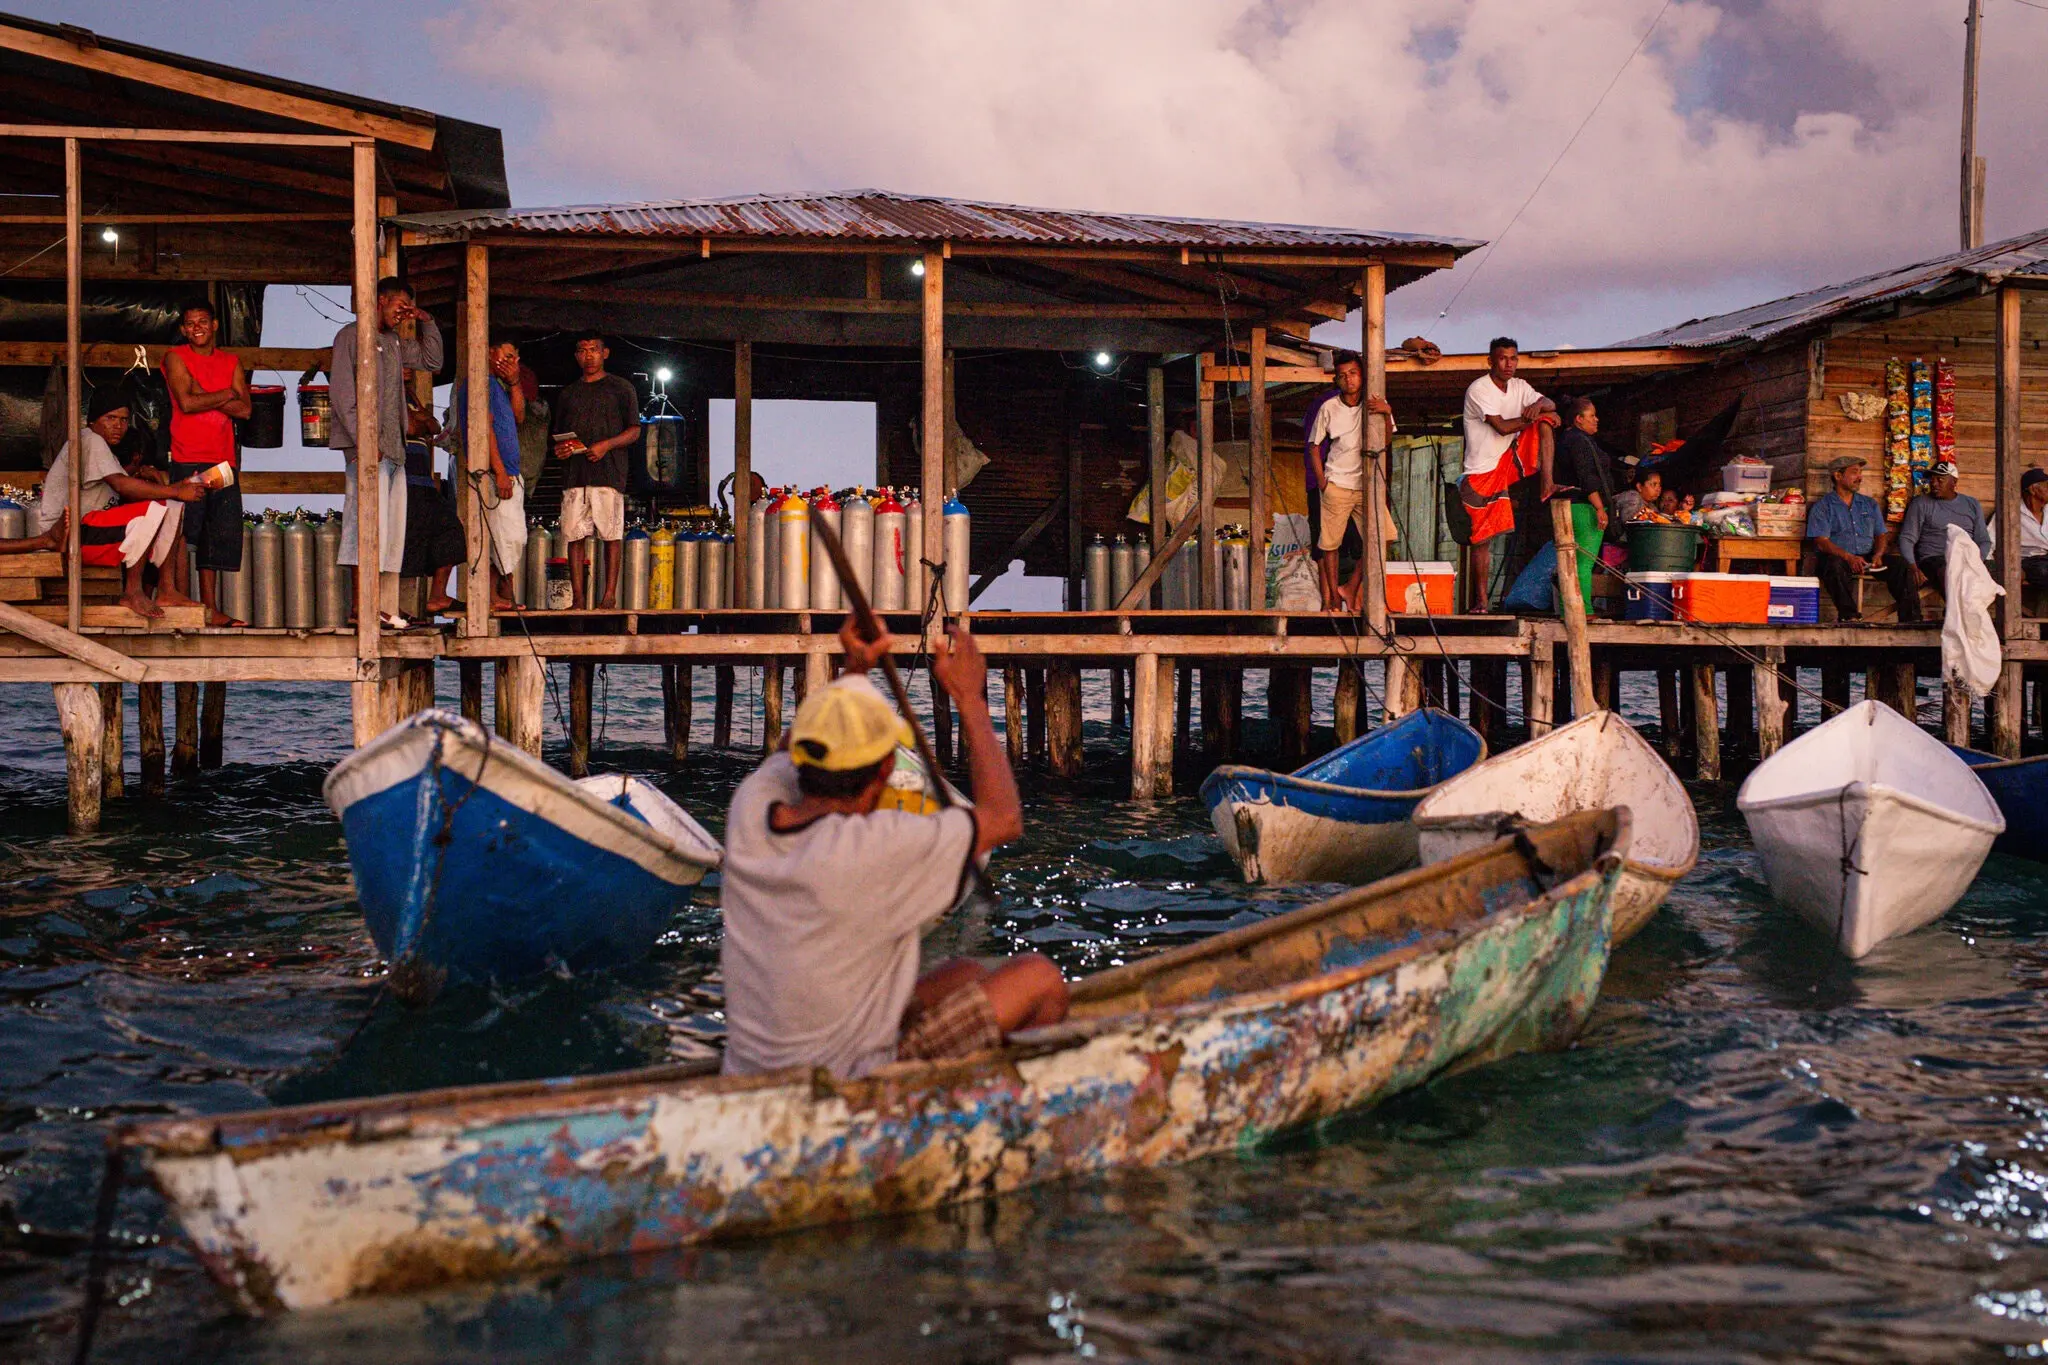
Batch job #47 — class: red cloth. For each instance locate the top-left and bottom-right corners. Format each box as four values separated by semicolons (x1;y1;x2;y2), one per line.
78;500;155;566
164;344;239;466
1459;417;1553;544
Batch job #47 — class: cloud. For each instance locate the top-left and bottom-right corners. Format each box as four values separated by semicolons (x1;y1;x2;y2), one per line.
433;0;2048;349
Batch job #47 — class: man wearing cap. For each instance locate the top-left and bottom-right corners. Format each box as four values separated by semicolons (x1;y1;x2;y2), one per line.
2018;467;2048;588
1804;455;1893;621
719;619;1067;1079
1893;461;1991;622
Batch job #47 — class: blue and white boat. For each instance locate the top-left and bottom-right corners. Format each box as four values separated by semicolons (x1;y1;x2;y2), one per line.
1948;745;2048;863
1201;707;1486;884
323;710;722;1001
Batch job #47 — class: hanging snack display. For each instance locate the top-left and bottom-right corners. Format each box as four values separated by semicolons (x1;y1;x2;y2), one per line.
1883;357;1911;521
1934;357;1957;472
1909;359;1934;499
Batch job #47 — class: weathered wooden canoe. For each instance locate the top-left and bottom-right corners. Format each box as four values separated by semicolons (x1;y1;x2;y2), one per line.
1413;710;1697;943
121;810;1629;1315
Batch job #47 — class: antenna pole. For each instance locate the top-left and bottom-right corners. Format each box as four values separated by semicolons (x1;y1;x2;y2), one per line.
1961;0;1985;250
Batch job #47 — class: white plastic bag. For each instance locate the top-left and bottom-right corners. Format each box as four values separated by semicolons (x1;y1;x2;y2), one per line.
1941;523;2004;699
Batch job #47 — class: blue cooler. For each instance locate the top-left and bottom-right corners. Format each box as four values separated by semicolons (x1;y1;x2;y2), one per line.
1624;571;1679;621
1768;575;1820;624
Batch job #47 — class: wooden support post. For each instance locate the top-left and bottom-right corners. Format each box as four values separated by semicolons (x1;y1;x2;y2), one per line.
1027;667;1047;764
459;660;483;724
1591;655;1615;714
921;248;946;600
1248;326;1270;606
462;242;492;638
1334;662;1362;744
1147;366;1167;584
98;681;123;801
500;654;545;757
1992;661;2023;759
172;681;199;778
932;668;955;767
1878;660;1918;720
1997;283;2023;644
1154;655;1177;796
351;138;382;662
199;680;225;768
567;661;593;777
1177;663;1194;763
1131;653;1161;800
55;682;103;834
1361;262;1389;637
733;341;753;604
1726;661;1754;760
670;664;694;759
1547;499;1594;719
1529;646;1556;738
493;660;511;737
1692;662;1721;781
799;649;830;706
1755;648;1787;760
1384;655;1414;724
137;682;163;797
64;138;82;634
1004;666;1024;763
1196;352;1217;607
761;662;784;754
713;665;735;748
1943;678;1972;747
1656;667;1681;757
1276;665;1312;767
1047;660;1083;778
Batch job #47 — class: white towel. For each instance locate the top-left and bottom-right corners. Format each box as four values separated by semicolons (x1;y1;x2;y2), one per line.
1942;523;2004;698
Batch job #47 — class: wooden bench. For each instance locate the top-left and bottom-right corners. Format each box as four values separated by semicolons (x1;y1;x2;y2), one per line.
0;551;204;629
1707;534;1803;575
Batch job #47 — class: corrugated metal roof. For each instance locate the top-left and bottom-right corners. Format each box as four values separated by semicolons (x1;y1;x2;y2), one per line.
391;189;1480;253
1618;227;2048;350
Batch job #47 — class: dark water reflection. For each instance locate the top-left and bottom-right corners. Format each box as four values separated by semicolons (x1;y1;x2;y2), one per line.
1;667;2044;1362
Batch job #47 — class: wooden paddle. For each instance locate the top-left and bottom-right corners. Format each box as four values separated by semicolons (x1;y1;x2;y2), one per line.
809;515;956;812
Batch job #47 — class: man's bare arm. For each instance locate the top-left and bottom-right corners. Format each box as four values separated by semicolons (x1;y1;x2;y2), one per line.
163;350;239;416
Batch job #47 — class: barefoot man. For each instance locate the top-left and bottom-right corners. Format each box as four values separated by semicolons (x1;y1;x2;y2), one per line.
41;389;208;620
162;300;249;627
720;619;1069;1078
1459;338;1557;612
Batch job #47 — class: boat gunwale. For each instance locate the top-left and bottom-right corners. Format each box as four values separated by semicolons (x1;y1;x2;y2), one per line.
1946;743;2048;775
122;811;1628;1163
1735;776;2005;836
1200;707;1487;805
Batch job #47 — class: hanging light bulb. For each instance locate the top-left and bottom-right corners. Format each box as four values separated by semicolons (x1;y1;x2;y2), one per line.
654;366;673;384
910;259;925;278
100;225;118;245
1093;351;1114;370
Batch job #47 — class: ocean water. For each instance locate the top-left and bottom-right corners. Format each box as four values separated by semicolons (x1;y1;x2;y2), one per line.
2;664;2045;1363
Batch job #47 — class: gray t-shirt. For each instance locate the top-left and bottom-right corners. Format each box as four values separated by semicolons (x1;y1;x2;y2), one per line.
719;753;977;1079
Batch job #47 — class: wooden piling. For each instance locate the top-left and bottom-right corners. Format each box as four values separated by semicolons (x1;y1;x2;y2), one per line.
1153;655;1177;795
137;682;164;797
98;682;123;801
1334;662;1362;744
1873;660;1916;720
1026;667;1046;765
1472;657;1505;747
1725;662;1754;760
1691;662;1720;781
1003;666;1024;763
667;664;693;759
1384;655;1413;724
1943;678;1972;747
1656;667;1680;757
1590;655;1615;714
568;660;594;777
54;682;103;834
1274;665;1312;767
761;662;785;753
713;665;735;748
172;681;198;778
1755;647;1787;760
500;654;545;757
1047;660;1083;778
459;660;484;725
1109;665;1126;732
200;681;226;768
1821;663;1850;718
1176;663;1193;760
1992;661;2023;759
1131;653;1162;799
1528;646;1556;738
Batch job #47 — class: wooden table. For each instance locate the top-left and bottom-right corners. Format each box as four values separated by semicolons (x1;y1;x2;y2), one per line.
1708;535;1803;575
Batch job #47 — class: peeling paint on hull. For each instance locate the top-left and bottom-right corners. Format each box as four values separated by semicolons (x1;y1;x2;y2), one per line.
129;813;1629;1315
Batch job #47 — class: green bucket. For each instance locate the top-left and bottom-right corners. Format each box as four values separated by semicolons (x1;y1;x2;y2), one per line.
1624;521;1703;573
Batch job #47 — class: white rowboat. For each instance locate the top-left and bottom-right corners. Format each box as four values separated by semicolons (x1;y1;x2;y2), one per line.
1413;710;1697;943
1736;699;2002;958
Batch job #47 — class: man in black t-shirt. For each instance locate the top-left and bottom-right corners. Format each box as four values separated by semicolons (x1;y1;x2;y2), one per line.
552;331;643;608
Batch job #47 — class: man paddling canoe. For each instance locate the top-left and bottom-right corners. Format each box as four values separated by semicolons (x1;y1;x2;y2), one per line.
720;618;1069;1078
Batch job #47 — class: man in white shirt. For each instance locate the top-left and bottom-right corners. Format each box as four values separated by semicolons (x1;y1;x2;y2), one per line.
42;388;208;620
2021;467;2048;587
1459;338;1557;612
1303;350;1397;611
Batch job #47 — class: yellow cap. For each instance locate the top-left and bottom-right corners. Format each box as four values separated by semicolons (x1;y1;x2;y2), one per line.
789;675;913;771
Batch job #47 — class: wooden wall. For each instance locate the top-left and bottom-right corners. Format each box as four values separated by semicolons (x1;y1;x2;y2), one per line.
1596;344;1813;491
1808;293;2048;513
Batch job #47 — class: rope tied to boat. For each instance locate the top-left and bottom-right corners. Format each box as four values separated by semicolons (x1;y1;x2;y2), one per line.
1834;785;1866;957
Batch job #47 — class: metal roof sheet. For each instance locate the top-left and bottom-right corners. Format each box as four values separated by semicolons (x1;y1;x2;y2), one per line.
391;189;1479;253
1617;226;2048;350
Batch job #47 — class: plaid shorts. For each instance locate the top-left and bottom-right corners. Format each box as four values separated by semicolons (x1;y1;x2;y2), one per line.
897;981;1002;1063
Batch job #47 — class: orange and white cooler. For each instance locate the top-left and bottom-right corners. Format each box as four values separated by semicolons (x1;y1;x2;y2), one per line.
1672;572;1770;624
1384;560;1457;616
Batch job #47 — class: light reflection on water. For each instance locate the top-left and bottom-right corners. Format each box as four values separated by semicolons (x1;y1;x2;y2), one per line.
0;663;2043;1362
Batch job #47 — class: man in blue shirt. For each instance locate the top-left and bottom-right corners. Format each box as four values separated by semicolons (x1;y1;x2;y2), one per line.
447;337;528;610
1804;455;1895;621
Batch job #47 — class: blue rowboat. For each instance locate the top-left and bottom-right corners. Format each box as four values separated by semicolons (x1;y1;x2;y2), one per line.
123;808;1629;1313
1947;744;2048;862
322;710;721;1000
1201;707;1487;884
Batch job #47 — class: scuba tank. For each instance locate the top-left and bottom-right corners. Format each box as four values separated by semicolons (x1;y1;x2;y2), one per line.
776;489;810;610
701;532;729;608
750;491;775;608
1221;530;1250;610
248;515;284;628
281;514;316;629
841;488;874;604
526;524;552;610
1084;533;1111;611
942;492;971;614
227;517;258;627
676;526;702;610
808;488;842;610
648;525;675;610
871;490;906;611
621;525;651;610
1108;533;1135;611
903;494;924;610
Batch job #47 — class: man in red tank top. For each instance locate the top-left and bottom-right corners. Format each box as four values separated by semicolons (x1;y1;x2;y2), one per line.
163;301;250;626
